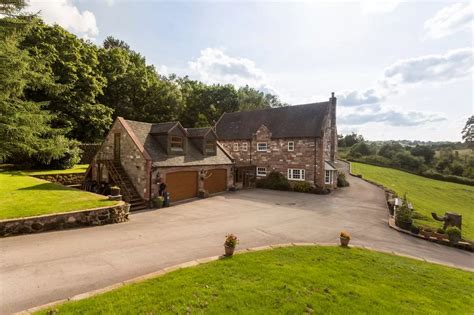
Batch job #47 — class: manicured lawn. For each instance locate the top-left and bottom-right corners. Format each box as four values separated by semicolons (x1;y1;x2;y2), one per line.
21;164;89;175
351;162;474;240
0;171;117;220
38;246;473;314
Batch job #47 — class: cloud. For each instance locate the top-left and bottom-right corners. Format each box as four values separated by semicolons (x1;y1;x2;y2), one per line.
384;48;474;85
338;89;385;107
423;2;474;39
339;106;446;126
27;0;99;39
189;48;267;88
360;0;401;14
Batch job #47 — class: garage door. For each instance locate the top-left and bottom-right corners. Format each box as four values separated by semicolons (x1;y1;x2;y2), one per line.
204;169;227;194
166;171;198;202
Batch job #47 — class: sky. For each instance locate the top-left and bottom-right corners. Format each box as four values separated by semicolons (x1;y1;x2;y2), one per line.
26;0;473;141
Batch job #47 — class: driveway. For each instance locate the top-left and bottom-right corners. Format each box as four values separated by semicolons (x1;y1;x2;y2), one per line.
1;175;473;314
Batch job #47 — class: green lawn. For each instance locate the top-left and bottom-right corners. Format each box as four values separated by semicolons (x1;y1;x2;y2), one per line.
351;162;474;240
38;246;473;314
0;171;117;220
21;164;89;176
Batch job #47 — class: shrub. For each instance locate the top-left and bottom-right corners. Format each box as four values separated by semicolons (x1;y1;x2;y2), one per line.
446;226;461;238
395;194;412;223
436;228;445;234
410;224;420;234
33;137;82;170
337;172;349;187
349;142;374;157
421;170;474;186
265;171;291;191
313;186;331;195
393;151;423;172
340;231;351;239
378;142;404;159
293;181;312;193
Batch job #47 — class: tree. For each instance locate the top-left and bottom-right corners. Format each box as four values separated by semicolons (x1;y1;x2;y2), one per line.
377;142;404;159
103;35;130;50
237;85;284;111
410;145;435;164
462;115;473;144
349;142;373;157
338;133;364;147
0;2;79;167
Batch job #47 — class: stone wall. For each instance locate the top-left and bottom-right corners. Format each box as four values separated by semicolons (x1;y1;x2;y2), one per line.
33;173;84;186
0;201;129;237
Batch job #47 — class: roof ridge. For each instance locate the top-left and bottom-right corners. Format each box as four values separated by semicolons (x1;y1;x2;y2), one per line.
222;101;330;116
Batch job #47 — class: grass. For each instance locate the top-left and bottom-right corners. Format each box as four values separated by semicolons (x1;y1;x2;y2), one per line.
0;171;117;220
38;246;474;314
351;162;474;240
21;164;89;176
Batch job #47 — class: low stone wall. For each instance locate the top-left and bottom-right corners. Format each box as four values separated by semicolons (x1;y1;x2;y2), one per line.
33;173;84;186
0;201;129;237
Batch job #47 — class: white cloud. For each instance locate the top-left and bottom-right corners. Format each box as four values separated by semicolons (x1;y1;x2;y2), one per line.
423;2;474;39
338;88;385;107
189;48;267;88
383;47;473;85
360;0;401;14
27;0;99;39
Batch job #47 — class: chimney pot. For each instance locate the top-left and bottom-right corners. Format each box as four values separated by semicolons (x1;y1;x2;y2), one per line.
331;92;335;98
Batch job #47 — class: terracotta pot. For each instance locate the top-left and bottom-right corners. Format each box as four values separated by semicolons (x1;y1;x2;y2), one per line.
224;245;235;256
340;237;350;247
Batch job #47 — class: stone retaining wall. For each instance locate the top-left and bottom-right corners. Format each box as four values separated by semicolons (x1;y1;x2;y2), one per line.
0;201;129;237
33;173;84;186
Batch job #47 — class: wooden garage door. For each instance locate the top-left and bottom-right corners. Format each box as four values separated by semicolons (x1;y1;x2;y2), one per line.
204;169;227;194
166;171;198;202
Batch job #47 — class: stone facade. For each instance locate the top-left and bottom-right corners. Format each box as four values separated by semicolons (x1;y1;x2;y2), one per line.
0;202;129;237
92;120;150;200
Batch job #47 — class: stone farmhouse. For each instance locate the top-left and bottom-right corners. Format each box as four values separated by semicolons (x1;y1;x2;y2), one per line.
215;93;338;190
85;93;337;210
85;118;234;210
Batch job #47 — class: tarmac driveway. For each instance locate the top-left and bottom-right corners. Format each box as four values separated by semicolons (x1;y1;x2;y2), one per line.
1;175;473;314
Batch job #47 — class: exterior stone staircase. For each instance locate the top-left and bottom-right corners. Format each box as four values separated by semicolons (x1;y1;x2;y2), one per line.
103;160;148;211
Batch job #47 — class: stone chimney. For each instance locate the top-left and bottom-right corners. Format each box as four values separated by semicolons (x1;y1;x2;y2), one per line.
329;92;337;162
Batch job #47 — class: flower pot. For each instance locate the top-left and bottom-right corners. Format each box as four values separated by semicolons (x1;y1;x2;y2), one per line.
110;187;120;196
224;245;235;256
434;232;446;240
340;237;350;247
410;225;420;235
448;234;461;245
395;219;412;230
420;230;432;238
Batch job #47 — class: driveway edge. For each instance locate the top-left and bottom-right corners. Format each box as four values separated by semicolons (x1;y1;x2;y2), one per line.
17;242;473;315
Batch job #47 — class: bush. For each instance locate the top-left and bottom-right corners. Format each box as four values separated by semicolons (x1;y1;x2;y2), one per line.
421;170;474;186
393;151;423;172
446;226;461;238
349;142;374;157
258;171;291;191
395;195;412;223
293;181;312;193
337;172;349;187
378;142;404;159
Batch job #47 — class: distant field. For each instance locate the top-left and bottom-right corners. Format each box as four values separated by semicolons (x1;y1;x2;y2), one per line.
351;162;474;240
0;171;116;220
435;148;473;159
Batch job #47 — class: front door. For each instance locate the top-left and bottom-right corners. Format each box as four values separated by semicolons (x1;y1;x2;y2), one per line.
114;133;121;161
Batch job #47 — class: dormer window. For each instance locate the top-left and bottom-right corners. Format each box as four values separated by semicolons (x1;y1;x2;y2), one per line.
205;140;216;154
170;136;183;152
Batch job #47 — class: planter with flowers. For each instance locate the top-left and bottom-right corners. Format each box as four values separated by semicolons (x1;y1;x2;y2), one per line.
224;234;239;256
446;226;462;245
340;231;351;247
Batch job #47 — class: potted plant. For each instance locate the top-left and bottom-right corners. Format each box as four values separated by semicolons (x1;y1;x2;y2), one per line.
110;186;120;196
395;195;412;230
152;196;164;208
410;224;420;235
434;227;446;240
224;234;239;256
340;231;351;247
446;226;462;245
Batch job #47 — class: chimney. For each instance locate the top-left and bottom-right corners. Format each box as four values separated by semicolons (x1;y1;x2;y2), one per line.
329;92;337;161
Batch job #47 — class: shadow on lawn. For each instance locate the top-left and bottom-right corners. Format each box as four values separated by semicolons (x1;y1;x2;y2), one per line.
18;183;76;191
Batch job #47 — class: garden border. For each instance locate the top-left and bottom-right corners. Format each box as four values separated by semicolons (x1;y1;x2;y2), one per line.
17;242;473;314
0;201;129;237
347;163;473;252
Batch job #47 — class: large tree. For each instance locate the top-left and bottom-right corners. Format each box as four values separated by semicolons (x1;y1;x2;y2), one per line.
462;115;473;144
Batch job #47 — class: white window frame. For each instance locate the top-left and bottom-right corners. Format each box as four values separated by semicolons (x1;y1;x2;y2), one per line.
241;142;248;151
287;168;305;181
288;141;294;151
257;142;268;152
325;170;333;184
257;167;267;177
233;143;239;151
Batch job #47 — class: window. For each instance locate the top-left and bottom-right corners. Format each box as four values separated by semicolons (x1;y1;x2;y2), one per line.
257;142;268;152
257;167;267;177
241;142;248;151
170;136;183;151
325;170;333;184
205;140;215;154
287;169;305;181
288;141;294;151
233;143;239;151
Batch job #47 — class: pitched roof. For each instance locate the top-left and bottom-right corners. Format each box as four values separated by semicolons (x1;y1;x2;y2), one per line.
124;120;232;166
186;127;211;138
149;122;180;134
215;101;330;140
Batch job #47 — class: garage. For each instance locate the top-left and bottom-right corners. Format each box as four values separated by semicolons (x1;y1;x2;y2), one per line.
166;171;198;202
204;169;227;194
